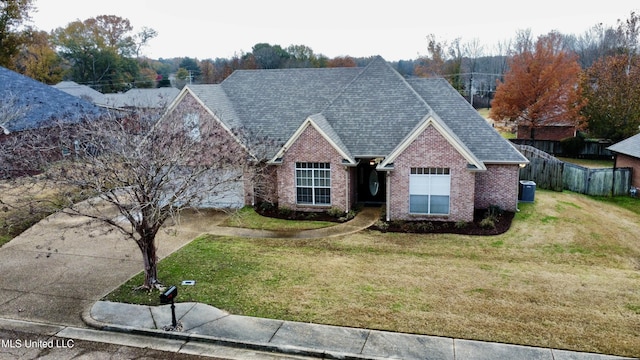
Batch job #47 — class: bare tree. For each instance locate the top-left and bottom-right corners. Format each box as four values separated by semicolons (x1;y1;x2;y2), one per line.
617;11;640;73
513;29;534;55
134;26;158;58
463;39;485;105
14;103;271;290
0;92;27;135
0;93;62;178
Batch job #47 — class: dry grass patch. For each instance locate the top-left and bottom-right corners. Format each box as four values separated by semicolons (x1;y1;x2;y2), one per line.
108;190;640;357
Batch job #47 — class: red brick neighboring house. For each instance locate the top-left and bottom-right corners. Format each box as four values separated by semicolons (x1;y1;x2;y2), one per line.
161;57;529;222
516;124;576;141
608;133;640;189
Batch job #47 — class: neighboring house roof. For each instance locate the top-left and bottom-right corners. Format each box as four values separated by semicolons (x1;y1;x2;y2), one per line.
103;88;180;109
607;133;640;158
1;67;106;134
53;81;107;105
54;81;179;109
165;56;528;167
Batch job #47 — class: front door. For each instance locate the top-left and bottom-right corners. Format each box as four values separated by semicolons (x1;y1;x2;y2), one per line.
357;160;385;204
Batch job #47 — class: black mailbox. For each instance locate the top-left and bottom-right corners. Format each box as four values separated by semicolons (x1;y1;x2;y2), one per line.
160;285;178;304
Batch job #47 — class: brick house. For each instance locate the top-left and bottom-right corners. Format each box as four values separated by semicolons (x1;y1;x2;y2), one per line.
608;133;640;189
516;124;577;141
162;57;528;222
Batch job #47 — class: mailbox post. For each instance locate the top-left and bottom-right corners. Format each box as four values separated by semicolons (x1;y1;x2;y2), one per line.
159;285;178;328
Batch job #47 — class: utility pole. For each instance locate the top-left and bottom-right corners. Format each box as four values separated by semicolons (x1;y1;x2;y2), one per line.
469;74;474;107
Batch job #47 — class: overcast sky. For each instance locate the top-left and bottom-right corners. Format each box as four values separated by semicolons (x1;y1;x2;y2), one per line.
30;0;638;61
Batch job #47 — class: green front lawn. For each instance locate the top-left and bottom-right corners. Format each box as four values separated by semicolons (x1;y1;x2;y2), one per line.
220;206;336;231
106;190;640;357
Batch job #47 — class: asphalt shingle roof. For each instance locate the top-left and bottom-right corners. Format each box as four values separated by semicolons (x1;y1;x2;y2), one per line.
607;133;640;158
218;66;361;144
53;81;107;105
321;57;431;156
103;88;180;108
179;56;527;165
1;67;105;133
406;77;527;163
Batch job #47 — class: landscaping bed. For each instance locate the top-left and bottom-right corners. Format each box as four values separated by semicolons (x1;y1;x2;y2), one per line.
369;208;514;235
254;203;356;223
255;203;514;236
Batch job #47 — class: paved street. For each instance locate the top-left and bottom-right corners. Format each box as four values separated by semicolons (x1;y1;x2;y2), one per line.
0;326;216;360
0;317;311;359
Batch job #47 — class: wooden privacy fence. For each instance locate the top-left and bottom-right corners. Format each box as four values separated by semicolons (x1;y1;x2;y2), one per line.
517;145;564;191
563;163;632;196
515;145;631;196
510;139;613;158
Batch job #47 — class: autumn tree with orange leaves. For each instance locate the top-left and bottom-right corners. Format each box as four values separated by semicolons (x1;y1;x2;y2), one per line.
490;32;585;140
328;56;357;68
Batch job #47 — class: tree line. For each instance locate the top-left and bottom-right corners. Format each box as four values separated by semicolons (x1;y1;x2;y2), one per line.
2;1;639;141
0;1;376;91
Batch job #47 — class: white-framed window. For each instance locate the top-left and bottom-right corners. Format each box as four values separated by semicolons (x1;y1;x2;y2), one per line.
409;167;450;215
184;113;201;141
296;162;331;205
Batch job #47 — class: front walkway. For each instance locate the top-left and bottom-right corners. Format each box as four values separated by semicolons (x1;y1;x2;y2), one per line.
206;206;381;239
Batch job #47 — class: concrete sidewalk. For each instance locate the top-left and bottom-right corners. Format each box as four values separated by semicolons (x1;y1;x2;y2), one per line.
84;301;635;360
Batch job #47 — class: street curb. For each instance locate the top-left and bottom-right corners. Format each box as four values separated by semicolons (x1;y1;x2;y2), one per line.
80;303;384;360
0;317;66;336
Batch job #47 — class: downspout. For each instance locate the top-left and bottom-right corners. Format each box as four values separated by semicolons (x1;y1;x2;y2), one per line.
345;166;350;213
516;167;521;212
611;153;618;196
386;171;391;222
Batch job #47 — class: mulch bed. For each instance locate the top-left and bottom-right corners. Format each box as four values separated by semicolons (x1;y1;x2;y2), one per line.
255;205;345;223
369;209;515;236
256;204;515;236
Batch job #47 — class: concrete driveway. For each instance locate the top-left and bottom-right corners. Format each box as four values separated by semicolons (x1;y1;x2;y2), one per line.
0;208;226;327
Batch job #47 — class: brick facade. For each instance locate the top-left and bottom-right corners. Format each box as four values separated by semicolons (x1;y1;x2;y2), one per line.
171;92;253;207
276;124;350;212
616;154;640;189
517;125;576;141
388;125;476;222
474;164;520;212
